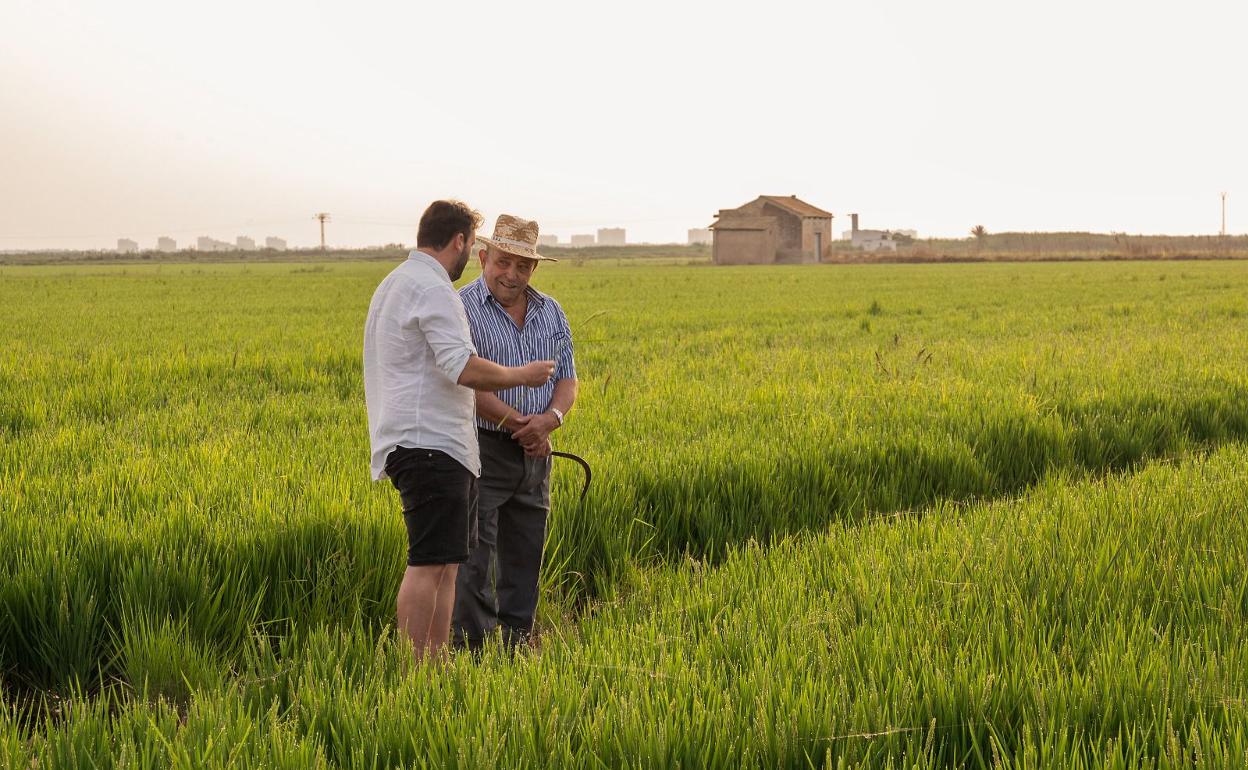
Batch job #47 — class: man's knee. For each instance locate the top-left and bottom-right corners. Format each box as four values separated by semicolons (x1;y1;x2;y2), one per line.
499;502;549;544
439;563;458;586
404;563;455;587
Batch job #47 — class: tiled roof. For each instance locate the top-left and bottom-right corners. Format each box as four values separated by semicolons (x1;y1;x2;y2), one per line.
759;195;833;218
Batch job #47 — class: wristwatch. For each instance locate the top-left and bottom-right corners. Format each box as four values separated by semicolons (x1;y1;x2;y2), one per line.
549;407;565;426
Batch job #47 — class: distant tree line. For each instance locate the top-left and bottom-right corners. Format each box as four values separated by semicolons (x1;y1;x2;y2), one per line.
829;231;1248;262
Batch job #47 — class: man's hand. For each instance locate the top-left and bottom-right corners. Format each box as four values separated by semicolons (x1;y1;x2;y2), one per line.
516;360;555;388
469;358;554;391
523;436;553;458
512;412;559;453
500;412;532;432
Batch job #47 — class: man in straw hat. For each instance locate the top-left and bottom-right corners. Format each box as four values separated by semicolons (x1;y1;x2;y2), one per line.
364;200;555;662
452;214;579;651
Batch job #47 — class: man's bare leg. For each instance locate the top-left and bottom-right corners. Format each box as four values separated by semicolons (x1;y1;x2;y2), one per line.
397;564;458;661
428;564;459;661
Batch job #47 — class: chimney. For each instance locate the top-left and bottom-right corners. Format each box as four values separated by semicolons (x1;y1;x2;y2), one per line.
851;213;859;234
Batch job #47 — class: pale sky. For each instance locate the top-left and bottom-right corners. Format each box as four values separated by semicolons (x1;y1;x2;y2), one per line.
2;0;1246;251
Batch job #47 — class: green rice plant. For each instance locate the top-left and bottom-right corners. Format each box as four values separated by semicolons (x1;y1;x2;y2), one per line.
2;258;1248;766
3;443;1247;767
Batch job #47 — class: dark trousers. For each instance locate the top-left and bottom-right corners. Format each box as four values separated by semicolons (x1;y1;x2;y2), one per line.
451;429;551;649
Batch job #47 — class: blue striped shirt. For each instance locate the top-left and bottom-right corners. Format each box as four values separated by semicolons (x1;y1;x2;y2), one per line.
459;277;576;430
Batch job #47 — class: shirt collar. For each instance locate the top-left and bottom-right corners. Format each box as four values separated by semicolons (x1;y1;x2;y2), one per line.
408;250;451;284
469;277;492;305
525;285;548;308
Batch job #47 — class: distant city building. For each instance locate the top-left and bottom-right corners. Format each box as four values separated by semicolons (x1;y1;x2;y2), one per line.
196;236;232;252
597;227;626;246
687;228;712;245
117;238;138;254
236;236;256;250
157;236;177;252
264;236;287;250
570;234;596;248
847;214;898;253
537;234;559;248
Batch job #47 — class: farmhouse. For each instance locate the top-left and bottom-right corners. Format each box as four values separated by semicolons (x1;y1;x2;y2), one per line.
709;195;834;265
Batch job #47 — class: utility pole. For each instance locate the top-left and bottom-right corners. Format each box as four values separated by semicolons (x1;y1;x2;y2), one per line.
1221;193;1228;237
315;212;331;250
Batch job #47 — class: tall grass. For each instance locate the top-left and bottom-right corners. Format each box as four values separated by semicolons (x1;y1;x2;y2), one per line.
4;443;1247;767
1;259;1247;765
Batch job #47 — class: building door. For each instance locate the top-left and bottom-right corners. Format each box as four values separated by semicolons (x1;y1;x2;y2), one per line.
815;232;823;262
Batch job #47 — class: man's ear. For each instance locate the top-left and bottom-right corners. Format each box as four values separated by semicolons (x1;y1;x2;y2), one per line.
478;248;488;266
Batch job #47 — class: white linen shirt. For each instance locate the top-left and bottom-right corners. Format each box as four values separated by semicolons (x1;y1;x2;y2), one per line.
363;251;480;480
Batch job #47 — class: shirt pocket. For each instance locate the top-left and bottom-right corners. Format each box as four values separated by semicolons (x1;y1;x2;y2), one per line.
533;331;571;363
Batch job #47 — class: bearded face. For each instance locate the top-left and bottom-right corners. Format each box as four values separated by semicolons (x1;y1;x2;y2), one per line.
448;233;472;281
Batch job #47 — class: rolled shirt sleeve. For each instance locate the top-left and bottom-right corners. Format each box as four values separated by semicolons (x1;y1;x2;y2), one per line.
415;283;477;383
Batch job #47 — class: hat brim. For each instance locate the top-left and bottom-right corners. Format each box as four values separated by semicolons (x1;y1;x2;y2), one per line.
476;235;558;262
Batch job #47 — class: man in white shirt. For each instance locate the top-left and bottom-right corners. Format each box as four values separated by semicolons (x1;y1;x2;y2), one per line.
363;200;554;662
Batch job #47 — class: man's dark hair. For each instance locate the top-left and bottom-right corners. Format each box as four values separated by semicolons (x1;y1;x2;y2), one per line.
416;200;483;251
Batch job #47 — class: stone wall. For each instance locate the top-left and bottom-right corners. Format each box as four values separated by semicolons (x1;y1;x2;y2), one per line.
713;228;775;265
801;217;834;263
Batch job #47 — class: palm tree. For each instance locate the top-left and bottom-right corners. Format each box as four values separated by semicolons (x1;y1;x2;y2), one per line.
970;225;988;251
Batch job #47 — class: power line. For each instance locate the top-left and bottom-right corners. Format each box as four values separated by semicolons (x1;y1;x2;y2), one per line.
332;217;419;228
1;213;703;242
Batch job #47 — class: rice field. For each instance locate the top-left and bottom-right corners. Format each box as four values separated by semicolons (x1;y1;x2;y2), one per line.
2;258;1247;767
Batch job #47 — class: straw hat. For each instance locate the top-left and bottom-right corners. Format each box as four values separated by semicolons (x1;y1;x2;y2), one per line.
476;214;558;262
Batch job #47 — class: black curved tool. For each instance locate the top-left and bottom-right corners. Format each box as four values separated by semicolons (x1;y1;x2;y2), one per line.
551;451;592;500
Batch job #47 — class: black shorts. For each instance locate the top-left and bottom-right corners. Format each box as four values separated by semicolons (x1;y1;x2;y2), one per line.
385;446;478;566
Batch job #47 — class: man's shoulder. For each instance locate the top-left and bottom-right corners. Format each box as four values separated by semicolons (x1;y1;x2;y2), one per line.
458;276;486;299
536;290;569;320
391;258;454;295
458;278;489;314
